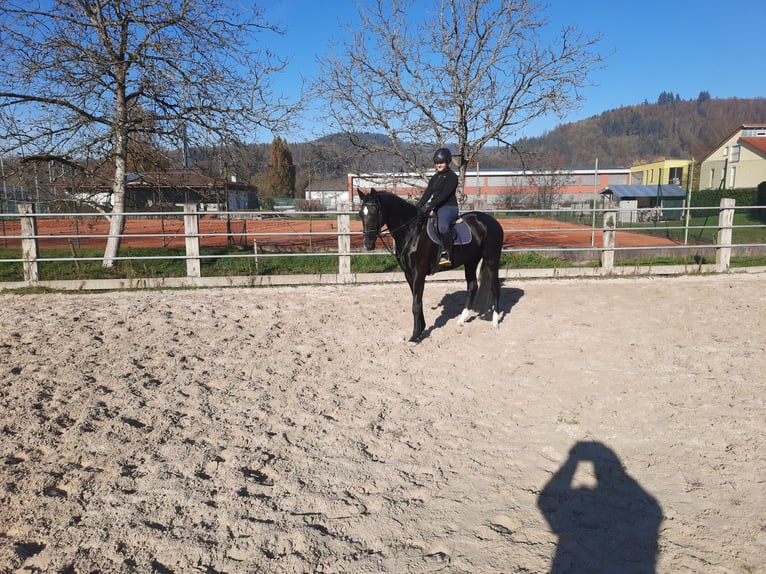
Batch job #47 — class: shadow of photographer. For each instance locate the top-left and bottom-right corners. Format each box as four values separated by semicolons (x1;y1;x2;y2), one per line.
538;441;662;573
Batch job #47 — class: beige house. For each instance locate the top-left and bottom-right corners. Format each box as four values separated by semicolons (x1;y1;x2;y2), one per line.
699;123;766;190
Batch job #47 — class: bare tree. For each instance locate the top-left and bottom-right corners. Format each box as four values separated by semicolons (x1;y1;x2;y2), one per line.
314;0;602;201
0;0;298;266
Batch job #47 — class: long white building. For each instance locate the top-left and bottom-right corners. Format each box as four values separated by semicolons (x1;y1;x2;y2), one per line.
348;167;632;209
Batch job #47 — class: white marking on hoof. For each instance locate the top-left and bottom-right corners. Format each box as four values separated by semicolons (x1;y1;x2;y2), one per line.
492;310;500;328
458;308;470;325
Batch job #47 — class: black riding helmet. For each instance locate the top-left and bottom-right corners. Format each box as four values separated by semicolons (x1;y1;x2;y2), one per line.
433;148;452;164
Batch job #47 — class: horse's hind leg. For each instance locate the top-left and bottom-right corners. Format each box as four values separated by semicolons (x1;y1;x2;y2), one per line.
486;259;501;328
491;272;501;328
458;260;479;326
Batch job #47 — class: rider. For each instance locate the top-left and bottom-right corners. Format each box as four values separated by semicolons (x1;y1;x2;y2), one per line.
416;147;459;266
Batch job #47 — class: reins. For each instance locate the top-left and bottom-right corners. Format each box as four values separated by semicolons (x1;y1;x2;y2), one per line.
376;214;421;258
365;194;421;257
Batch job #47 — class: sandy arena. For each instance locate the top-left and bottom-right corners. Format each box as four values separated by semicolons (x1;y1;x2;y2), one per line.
1;273;764;573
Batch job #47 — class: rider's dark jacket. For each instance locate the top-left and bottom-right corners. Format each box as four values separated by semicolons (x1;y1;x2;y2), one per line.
417;168;458;212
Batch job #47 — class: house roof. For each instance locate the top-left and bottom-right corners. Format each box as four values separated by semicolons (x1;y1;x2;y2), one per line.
600;184;687;200
126;171;217;187
700;123;766;162
126;170;253;190
53;168;255;192
739;137;766;157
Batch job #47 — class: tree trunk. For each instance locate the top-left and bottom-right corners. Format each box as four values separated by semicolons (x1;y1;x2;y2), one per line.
457;162;468;208
103;159;126;268
103;119;129;268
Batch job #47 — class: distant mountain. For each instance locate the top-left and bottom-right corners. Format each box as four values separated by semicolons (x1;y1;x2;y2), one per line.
504;97;766;168
315;132;391;147
273;97;766;192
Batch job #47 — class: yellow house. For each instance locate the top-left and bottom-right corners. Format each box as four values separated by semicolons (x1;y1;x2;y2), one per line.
699;123;766;190
630;159;694;189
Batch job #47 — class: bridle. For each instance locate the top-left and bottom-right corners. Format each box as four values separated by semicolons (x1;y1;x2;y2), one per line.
360;197;420;258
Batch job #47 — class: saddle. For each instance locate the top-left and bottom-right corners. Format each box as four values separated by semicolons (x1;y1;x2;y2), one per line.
426;215;472;246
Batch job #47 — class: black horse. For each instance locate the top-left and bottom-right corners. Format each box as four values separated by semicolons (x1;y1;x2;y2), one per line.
357;188;504;343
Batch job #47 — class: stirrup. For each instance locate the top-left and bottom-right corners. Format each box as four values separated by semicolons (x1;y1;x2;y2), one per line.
438;254;451;266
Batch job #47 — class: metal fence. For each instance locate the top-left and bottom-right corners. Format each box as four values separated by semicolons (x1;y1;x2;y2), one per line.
1;199;765;290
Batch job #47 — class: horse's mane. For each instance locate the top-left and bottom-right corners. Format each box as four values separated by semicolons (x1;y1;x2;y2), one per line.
375;190;417;214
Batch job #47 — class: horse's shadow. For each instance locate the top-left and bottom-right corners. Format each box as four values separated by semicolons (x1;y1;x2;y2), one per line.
426;285;525;336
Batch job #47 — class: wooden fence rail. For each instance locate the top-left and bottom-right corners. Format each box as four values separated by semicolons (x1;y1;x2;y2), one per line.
0;199;755;290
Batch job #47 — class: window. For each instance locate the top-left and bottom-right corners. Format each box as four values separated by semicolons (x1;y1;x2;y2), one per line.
731;145;741;162
709;168;715;189
668;167;683;185
730;166;737;188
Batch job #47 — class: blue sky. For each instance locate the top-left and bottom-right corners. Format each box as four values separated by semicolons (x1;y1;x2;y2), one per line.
264;0;766;142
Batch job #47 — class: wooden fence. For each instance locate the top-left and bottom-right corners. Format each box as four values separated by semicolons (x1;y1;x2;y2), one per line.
1;198;763;291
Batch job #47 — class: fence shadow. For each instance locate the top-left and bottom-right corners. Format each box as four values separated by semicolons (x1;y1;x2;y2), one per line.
538;441;662;573
429;286;524;333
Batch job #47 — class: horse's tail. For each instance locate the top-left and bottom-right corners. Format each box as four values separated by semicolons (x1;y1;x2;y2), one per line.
470;262;492;313
471;216;503;313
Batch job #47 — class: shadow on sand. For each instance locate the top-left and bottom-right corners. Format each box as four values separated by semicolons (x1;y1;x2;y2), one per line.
427;286;525;336
538;441;663;573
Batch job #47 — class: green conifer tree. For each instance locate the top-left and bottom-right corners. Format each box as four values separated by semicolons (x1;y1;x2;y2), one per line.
268;136;295;197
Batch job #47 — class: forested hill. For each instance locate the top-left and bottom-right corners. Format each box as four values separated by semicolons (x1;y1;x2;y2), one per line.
506;97;766;168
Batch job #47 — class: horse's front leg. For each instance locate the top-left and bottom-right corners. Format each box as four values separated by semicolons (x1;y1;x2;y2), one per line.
409;273;427;343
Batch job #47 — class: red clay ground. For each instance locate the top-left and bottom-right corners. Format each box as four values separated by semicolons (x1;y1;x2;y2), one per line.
1;215;678;251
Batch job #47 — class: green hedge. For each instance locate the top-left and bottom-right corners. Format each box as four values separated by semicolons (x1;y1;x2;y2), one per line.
690;187;759;217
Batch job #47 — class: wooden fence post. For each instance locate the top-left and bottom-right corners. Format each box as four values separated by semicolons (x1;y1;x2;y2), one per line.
600;203;616;272
716;197;735;272
19;202;40;283
183;203;201;278
337;211;351;279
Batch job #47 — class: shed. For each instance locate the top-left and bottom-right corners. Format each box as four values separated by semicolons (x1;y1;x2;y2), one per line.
600;184;687;223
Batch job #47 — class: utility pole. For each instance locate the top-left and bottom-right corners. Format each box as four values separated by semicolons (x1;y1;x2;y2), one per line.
590;158;598;247
684;158;694;245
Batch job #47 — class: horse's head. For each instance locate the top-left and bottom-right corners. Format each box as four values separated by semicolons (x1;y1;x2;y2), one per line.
357;188;382;251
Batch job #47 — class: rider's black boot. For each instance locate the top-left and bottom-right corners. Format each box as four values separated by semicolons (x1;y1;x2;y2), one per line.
439;229;453;266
